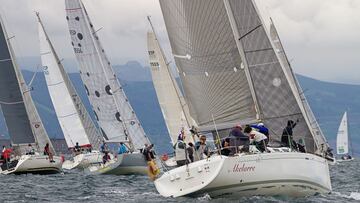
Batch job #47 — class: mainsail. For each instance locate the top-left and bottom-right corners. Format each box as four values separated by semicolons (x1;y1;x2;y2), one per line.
159;0;326;153
65;0;150;150
336;112;349;155
0;15;54;154
147;29;194;145
159;0;258;132
37;13;103;150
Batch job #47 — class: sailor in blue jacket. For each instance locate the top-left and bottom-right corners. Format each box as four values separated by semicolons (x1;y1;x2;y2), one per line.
118;142;129;154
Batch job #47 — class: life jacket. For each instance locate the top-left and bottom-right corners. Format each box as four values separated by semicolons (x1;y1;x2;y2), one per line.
175;140;187;162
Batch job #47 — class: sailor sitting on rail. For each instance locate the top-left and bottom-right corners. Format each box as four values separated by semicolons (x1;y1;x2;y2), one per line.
244;125;268;153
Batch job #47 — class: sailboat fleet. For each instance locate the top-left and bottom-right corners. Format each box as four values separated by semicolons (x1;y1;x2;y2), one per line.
0;0;355;199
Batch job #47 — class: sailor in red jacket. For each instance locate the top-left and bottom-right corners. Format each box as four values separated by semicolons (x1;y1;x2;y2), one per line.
2;147;13;163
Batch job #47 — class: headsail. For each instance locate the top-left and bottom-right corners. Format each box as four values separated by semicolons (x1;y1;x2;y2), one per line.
37;13;103;150
0;15;54;154
336;112;348;155
159;0;326;153
269;19;329;152
65;0;150;150
147;28;194;145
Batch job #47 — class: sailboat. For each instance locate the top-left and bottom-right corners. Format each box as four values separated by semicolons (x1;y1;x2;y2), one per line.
147;0;332;198
64;0;151;175
37;13;104;170
0;14;62;175
336;112;354;162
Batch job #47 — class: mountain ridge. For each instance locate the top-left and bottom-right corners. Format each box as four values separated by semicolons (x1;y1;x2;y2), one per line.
0;61;359;155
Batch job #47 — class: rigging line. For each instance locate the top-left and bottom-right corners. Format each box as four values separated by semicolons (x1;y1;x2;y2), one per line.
0;58;11;62
28;65;41;87
244;47;273;54
57;112;78;119
0;100;24;105
238;24;262;41
47;81;65;87
262;112;303;120
249;61;279;68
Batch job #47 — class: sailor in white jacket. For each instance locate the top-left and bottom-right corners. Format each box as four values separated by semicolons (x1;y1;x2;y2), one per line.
244;125;268;152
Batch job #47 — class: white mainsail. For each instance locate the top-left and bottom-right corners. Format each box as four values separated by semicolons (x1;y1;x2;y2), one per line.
37;13;102;150
65;0;150;150
0;14;55;154
147;27;194;145
336;112;349;155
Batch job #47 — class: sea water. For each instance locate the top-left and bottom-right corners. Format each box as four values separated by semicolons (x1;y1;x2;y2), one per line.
0;159;359;202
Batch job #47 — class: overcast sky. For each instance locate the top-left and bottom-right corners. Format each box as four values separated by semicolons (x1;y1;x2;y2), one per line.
0;0;359;84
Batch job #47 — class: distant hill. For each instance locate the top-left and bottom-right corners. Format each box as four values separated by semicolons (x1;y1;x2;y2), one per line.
0;61;359;155
297;75;360;154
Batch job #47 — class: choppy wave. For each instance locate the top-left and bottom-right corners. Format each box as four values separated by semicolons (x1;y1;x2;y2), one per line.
0;159;359;202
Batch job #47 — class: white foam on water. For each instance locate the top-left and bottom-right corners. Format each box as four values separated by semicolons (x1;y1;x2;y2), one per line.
333;191;360;201
349;192;360;200
197;193;212;201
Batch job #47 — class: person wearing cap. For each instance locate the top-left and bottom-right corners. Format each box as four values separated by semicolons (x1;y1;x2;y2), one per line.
244;125;268;152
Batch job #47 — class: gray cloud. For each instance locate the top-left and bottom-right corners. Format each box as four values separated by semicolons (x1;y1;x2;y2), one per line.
0;0;359;84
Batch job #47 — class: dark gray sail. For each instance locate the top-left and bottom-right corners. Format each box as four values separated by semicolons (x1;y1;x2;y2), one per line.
0;17;35;145
269;19;329;152
0;15;55;154
159;0;258;131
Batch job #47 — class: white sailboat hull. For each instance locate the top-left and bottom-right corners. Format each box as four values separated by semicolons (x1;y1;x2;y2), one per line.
0;155;62;175
62;151;103;170
85;152;148;175
154;152;331;198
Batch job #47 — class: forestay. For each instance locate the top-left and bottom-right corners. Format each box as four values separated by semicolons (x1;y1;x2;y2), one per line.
336;112;348;155
65;0;150;150
159;0;258;131
38;14;103;150
160;0;324;153
0;15;54;154
147;31;194;145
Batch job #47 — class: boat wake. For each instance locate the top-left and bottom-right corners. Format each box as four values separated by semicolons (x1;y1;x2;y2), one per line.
197;193;212;201
333;191;360;201
349;192;360;200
